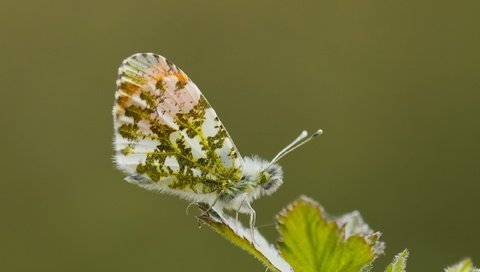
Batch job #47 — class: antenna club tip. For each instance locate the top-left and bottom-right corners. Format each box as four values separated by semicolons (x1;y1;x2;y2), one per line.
313;129;323;136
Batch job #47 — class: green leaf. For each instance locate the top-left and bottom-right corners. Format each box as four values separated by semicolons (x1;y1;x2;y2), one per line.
445;259;479;272
360;265;373;272
385;249;409;272
197;205;292;272
276;196;382;272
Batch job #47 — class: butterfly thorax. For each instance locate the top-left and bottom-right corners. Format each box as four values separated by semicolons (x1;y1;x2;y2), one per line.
217;156;283;212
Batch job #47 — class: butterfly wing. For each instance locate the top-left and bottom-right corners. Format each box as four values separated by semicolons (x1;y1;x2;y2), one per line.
113;53;243;197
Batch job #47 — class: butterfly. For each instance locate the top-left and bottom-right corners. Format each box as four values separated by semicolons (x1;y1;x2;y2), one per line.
113;53;321;228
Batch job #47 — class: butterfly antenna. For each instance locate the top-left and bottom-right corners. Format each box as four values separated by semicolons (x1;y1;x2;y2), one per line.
270;129;323;164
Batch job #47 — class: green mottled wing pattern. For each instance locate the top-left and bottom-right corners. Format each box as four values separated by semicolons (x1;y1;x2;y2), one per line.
113;53;243;195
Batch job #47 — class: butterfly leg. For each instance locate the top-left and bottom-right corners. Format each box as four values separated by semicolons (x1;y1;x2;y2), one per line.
195;197;221;229
245;201;256;241
185;201;197;215
234;195;248;232
198;195;220;217
235;210;239;232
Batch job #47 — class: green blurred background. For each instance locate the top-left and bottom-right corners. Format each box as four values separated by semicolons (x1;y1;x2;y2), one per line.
1;0;479;271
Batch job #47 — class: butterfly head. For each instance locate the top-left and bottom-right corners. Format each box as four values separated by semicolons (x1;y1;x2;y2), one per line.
241;156;284;198
258;163;284;195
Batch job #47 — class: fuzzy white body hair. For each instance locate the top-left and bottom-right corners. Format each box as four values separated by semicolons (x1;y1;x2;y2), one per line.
216;156;283;213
